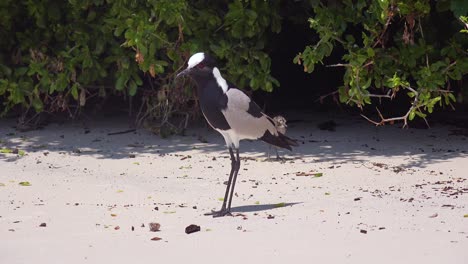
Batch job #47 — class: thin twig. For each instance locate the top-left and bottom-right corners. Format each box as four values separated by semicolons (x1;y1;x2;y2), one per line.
107;129;136;136
361;86;427;128
458;17;468;30
373;6;395;48
314;90;339;103
367;93;392;99
443;61;457;73
367;89;393;99
326;63;350;68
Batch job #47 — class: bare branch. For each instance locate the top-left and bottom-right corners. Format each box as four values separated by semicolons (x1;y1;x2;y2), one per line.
367;89;393;99
361;86;427;128
373;5;395;48
326;63;350;68
327;61;372;68
315;90;339;103
360;113;380;126
443;61;457;73
458;17;468;30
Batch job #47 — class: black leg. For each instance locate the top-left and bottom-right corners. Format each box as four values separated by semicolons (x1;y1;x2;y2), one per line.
275;147;281;160
205;147;236;217
227;148;240;211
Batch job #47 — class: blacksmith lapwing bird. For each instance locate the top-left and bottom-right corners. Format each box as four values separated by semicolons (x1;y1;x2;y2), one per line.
268;115;288;160
177;52;298;217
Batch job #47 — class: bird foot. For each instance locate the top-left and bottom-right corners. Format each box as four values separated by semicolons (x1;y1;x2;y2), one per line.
204;209;232;218
266;156;284;162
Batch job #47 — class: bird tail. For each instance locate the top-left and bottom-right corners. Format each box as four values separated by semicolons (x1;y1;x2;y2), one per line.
259;131;299;151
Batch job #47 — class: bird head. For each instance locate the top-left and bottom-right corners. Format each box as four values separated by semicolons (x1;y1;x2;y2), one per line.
273;115;287;128
176;52;217;79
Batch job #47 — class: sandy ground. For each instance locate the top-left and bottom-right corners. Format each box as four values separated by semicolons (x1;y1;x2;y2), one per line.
0;113;467;264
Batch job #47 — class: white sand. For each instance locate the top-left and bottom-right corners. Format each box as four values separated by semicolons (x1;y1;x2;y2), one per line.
0;114;467;264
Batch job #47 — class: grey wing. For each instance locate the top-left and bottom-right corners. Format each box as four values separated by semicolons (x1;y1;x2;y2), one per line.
221;89;277;140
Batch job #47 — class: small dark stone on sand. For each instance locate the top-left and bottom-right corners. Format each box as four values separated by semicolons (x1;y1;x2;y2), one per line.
151;237;162;241
360;229;367;234
39;223;47;227
154;206;159;211
185;224;201;234
149;222;161;232
132;226;135;231
192;206;197;209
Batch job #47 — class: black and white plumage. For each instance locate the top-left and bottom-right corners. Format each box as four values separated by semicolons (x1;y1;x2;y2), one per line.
177;52;298;217
268;115;288;160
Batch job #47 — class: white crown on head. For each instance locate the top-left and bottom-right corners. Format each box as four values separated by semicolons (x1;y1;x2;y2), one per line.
188;52;205;69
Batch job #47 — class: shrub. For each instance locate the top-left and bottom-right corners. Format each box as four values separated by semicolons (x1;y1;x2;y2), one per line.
0;0;281;125
1;0;467;128
294;0;468;127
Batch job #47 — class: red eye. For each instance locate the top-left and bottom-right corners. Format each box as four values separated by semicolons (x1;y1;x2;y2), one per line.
197;62;205;69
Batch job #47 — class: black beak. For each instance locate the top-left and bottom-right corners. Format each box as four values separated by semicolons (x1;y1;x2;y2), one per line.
176;68;191;78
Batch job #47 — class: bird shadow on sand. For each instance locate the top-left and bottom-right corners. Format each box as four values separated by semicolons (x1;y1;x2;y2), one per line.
230;202;301;213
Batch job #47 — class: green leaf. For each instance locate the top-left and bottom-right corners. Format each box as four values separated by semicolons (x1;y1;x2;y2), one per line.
128;80;137;96
71;83;79;100
115;75;127;91
134;73;143;86
415;111;427;118
15;67;28;77
451;0;468;17
0;148;13;154
274;202;286;208
448;93;456;102
32;96;43;112
313;172;323;177
264;81;273;92
19;181;31;186
430;61;446;72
